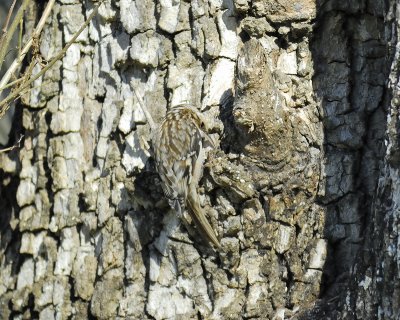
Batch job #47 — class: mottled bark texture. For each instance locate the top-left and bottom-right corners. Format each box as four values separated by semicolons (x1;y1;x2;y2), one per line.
0;0;398;319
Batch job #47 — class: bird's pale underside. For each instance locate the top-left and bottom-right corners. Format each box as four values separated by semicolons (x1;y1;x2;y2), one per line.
153;105;221;249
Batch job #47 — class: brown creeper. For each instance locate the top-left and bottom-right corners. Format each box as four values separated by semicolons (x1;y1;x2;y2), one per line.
153;105;221;249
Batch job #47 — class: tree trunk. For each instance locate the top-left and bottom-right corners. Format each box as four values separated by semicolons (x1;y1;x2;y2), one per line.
0;0;398;319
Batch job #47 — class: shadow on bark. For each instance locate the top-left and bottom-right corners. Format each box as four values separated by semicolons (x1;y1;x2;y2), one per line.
302;1;393;318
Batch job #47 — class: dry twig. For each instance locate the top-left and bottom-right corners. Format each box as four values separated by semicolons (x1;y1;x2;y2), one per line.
0;1;103;118
0;0;55;96
0;0;17;44
0;0;30;73
0;134;23;153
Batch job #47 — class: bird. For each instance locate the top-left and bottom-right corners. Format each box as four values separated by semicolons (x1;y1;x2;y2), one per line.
152;104;221;249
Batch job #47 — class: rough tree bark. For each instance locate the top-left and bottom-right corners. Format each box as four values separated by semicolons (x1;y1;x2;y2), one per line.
0;0;398;319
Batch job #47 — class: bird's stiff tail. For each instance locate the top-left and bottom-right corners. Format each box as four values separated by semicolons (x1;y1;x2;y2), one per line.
186;187;221;250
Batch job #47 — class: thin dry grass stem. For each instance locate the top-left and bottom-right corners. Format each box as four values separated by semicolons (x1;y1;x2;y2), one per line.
0;1;103;119
18;14;24;56
0;0;17;45
1;75;25;91
0;134;23;153
0;0;30;73
18;56;37;90
0;0;54;95
131;83;156;132
4;78;51;109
